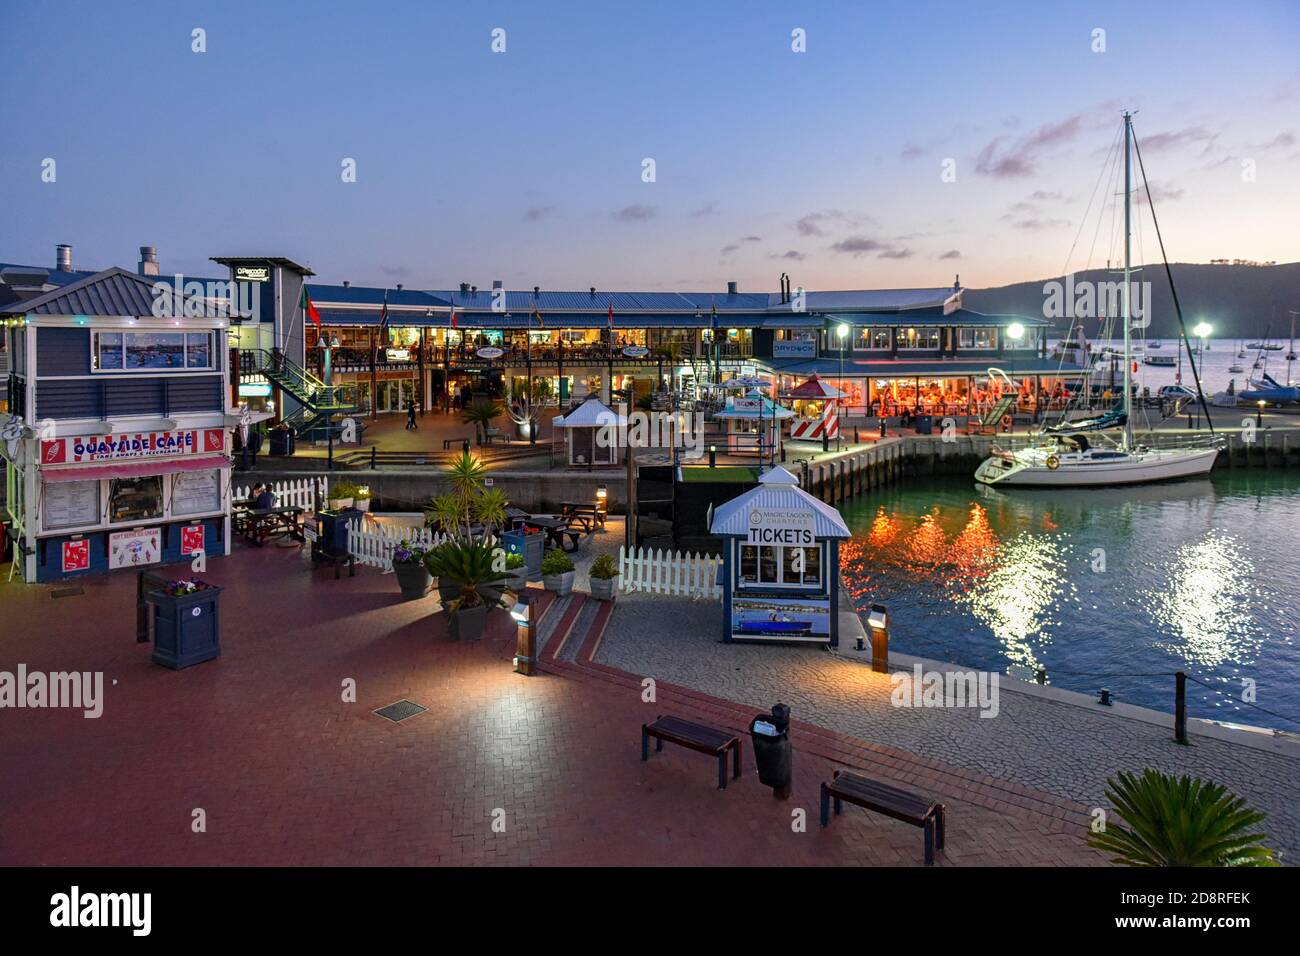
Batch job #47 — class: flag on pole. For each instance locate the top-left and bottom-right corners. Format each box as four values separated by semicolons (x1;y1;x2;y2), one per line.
378;289;390;337
532;304;544;328
449;307;458;329
301;288;321;327
607;301;614;328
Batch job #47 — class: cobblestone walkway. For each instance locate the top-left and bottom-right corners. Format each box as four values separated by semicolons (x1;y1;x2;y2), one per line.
597;591;1300;861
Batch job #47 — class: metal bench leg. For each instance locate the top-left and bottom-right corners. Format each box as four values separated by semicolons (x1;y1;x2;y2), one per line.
935;806;946;850
641;727;650;762
718;752;727;790
924;818;935;865
655;737;663;753
731;742;742;779
833;795;842;816
820;784;830;827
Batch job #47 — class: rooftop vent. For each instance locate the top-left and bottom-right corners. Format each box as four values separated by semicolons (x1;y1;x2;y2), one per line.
533;285;540;297
343;280;350;288
589;286;596;296
727;280;738;295
492;279;503;290
396;283;403;291
459;282;470;294
55;244;72;272
138;245;159;277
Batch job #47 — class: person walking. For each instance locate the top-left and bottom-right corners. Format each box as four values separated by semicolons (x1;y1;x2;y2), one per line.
405;398;418;430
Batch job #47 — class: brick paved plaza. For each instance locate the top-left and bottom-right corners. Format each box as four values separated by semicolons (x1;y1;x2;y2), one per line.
0;540;1108;867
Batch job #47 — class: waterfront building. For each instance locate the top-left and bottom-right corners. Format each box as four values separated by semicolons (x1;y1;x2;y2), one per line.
1;267;234;582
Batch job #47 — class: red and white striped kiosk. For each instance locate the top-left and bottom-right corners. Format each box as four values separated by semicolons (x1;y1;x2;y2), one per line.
782;375;844;443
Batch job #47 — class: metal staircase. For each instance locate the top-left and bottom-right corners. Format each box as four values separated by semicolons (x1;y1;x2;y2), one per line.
241;349;358;439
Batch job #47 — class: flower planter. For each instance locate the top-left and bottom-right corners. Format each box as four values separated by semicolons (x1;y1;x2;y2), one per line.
590;575;619;602
354;498;371;513
502;529;544;579
146;585;223;669
436;579;462;606
392;560;432;600
543;570;575;597
328;497;353;511
448;604;489;642
505;569;528;592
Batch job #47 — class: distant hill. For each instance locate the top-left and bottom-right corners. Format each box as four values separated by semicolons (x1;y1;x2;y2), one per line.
965;262;1300;340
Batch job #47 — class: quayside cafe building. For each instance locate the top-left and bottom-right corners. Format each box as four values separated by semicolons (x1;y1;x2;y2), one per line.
1;268;235;583
291;277;1067;423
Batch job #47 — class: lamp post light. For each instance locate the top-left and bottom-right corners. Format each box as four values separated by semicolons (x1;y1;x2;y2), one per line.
866;603;889;673
709;443;717;468
511;592;535;676
595;484;608;526
1194;322;1212;368
836;323;850;450
1257;399;1266;427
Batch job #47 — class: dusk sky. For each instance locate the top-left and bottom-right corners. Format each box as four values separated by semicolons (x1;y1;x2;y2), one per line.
3;0;1297;292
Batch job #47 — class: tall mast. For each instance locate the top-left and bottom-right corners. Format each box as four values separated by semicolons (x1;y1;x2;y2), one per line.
1121;111;1134;451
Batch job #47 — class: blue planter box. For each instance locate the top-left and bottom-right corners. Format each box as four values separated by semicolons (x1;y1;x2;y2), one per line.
316;508;361;557
502;529;544;580
147;585;223;669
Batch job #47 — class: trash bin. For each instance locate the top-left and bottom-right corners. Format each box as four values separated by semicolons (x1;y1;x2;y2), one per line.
749;702;793;799
269;427;295;456
914;414;933;435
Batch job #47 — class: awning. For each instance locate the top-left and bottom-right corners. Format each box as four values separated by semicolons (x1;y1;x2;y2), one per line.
42;454;230;483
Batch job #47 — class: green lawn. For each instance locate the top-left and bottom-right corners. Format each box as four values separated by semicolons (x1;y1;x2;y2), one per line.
679;466;760;483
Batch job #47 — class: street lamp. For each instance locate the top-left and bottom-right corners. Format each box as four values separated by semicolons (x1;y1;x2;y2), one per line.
1257;399;1266;427
866;603;889;673
836;323;850;450
1006;322;1024;343
1194;322;1212;359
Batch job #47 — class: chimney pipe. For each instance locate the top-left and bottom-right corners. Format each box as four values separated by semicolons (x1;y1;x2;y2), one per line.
396;283;403;291
55;244;72;272
137;245;159;276
342;280;350;288
459;282;469;294
471;285;477;296
727;280;738;295
533;285;540;297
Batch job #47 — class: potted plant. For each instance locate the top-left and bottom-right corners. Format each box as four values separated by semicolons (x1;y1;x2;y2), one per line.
541;548;575;596
391;540;432;600
353;484;372;513
588;552;619;601
462;400;505;446
504;551;528;591
424;540;508;640
145;579;223;669
328;480;357;511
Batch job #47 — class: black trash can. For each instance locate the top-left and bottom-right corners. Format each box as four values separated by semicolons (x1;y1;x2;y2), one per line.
914;414;933;435
269;427;295;456
749;703;793;799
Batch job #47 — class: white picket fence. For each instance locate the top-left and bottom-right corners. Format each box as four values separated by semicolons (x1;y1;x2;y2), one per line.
232;476;328;510
617;545;721;599
347;522;452;571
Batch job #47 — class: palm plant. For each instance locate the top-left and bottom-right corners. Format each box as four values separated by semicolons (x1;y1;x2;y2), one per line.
424;540;508;612
1087;769;1277;867
473;486;509;533
462;400;504;445
424;494;464;536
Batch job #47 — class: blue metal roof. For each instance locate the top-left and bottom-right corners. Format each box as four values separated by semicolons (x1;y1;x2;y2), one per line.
0;267;224;318
308;284;449;308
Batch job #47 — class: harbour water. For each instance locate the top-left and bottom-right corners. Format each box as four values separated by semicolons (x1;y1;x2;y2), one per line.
1066;337;1298;395
839;471;1300;731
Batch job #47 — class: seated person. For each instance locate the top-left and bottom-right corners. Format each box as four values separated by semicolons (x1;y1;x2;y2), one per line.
252;483;276;510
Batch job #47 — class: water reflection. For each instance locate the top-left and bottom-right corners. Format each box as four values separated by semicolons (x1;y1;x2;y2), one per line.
1145;530;1256;667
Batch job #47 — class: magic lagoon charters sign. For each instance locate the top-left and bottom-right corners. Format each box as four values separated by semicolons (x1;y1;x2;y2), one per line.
41;429;225;464
747;506;815;545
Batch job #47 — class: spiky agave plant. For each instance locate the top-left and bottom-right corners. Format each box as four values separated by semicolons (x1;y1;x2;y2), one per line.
424;540;507;612
1087;769;1277;867
462;401;504;445
473;486;509;533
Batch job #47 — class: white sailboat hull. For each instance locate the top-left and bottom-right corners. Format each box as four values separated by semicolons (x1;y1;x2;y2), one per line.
976;447;1219;486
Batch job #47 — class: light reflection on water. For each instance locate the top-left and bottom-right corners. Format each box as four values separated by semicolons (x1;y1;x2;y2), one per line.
838;473;1300;730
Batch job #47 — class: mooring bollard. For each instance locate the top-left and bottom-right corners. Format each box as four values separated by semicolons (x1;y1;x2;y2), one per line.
1175;670;1188;744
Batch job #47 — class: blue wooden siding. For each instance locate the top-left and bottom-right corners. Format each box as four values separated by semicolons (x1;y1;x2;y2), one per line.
37;327;92;375
35;375;223;420
36;516;227;582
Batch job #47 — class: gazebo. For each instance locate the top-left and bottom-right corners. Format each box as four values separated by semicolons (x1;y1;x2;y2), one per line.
781;374;844;442
552;397;626;468
709;465;851;645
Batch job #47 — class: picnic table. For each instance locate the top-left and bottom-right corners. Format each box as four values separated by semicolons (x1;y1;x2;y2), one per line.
559;501;604;532
524;516;581;552
242;506;306;547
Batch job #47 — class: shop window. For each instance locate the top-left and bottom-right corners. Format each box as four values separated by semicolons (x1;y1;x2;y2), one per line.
108;476;163;524
43;479;101;531
740;544;820;587
958;328;997;349
897;328;941;350
171;469;221;516
854;327;891;350
95;332;214;371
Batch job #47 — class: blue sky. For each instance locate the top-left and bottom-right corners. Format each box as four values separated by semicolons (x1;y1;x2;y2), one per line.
2;0;1296;291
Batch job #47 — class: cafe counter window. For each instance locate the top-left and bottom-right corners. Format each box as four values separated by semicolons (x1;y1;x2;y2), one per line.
94;332;215;372
109;476;164;523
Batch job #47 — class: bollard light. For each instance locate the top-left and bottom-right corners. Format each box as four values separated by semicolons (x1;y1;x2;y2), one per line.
1256;400;1265;427
709;444;717;468
595;484;608;524
867;603;889;673
512;592;535;676
1097;688;1113;706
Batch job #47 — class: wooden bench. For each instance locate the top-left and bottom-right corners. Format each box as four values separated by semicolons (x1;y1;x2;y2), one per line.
642;715;742;790
821;769;946;864
443;438;471;451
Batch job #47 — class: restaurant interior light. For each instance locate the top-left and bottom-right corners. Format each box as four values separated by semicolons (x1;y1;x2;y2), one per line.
1006;322;1024;340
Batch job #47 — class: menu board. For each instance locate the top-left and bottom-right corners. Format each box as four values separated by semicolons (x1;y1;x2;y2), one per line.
44;480;101;531
172;469;221;516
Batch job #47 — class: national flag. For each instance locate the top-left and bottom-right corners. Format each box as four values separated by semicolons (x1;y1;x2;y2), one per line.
607;301;614;328
378;289;390;337
532;305;544;328
449;307;458;329
301;288;321;327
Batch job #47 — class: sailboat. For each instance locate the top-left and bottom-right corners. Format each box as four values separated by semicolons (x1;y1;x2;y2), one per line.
976;112;1221;487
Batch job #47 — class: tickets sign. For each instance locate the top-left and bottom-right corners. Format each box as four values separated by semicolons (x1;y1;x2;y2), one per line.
41;429;225;465
61;539;90;573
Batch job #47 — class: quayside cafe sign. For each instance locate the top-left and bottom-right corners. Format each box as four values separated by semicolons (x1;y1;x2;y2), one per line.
747;506;815;545
41;429;226;465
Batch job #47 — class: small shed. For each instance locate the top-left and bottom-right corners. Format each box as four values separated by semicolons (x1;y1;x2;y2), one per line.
713;389;794;458
709;465;851;646
781;374;844;441
552;397;625;467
